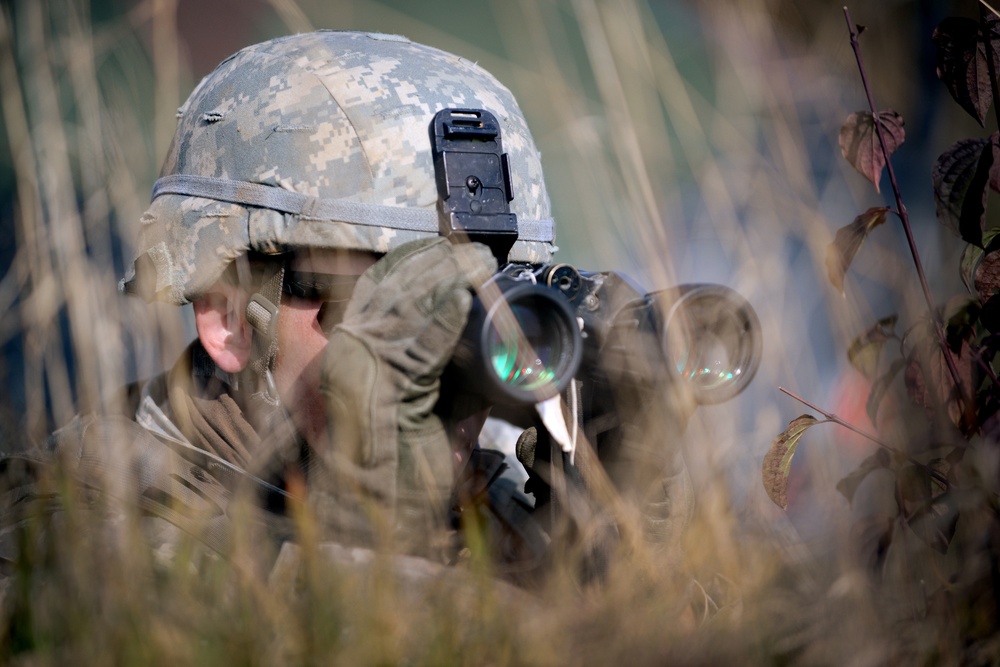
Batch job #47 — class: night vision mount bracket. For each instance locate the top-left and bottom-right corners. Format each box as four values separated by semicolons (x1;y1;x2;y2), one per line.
430;108;519;263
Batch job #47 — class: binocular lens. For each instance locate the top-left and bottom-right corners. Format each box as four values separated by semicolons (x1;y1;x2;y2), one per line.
465;286;582;404
454;274;760;407
660;285;762;404
674;323;743;388
485;300;565;392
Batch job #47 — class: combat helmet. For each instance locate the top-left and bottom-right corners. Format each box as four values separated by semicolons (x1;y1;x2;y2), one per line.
121;30;555;306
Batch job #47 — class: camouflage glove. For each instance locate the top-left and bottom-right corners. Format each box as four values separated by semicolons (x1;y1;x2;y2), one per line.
315;237;496;555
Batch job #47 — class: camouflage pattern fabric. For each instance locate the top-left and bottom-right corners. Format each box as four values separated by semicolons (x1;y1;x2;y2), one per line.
121;30;556;304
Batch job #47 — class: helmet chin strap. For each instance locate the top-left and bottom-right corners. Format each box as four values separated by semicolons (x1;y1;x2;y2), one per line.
229;255;303;460
243;258;287;407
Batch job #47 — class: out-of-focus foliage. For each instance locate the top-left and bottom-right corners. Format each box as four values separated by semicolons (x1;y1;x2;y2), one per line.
761;414;820;510
933;11;1000;127
825;206;890;294
839;111;905;193
767;4;1000;661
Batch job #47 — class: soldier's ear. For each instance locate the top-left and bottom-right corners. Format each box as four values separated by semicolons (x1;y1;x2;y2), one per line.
193;283;252;373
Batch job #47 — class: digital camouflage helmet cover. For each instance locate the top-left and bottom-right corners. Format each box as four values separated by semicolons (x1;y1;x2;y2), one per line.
121;30;556;304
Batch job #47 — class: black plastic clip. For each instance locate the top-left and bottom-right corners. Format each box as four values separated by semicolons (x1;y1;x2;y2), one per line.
430;108;518;263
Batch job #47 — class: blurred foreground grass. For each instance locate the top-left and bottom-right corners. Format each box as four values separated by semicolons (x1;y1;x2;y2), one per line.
0;0;983;664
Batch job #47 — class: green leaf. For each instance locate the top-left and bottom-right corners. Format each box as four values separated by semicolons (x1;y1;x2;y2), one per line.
836;448;890;504
762;415;820;510
932;13;1000;126
847;314;899;381
839;111;905;192
825;207;891;294
932;134;999;247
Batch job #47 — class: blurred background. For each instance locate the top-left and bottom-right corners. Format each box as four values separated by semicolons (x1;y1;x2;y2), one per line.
0;0;985;614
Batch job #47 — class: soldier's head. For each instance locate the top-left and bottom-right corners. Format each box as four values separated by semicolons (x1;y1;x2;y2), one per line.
120;31;555;444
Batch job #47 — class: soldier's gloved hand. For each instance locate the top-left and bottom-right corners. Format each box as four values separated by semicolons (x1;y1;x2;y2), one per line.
314;237;497;555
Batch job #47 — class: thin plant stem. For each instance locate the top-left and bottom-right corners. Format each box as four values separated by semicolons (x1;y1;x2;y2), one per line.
779;386;950;488
779;386;889;449
843;7;971;424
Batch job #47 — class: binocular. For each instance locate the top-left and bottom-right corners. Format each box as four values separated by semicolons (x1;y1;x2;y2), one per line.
449;262;762;407
431;107;761;409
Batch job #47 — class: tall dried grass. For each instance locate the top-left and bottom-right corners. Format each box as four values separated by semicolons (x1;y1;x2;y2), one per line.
0;0;976;664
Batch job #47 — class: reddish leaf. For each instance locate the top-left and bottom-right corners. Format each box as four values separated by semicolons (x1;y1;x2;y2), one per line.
825;207;891;294
839;111;905;192
847;314;898;381
932;134;999;247
961;229;1000;294
762;415;819;510
975;250;1000;297
933;14;1000;126
975;236;1000;299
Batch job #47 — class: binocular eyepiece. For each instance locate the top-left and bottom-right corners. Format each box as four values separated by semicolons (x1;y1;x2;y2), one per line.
449;263;762;407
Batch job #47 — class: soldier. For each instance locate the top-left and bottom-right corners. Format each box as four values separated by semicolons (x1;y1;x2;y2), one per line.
4;30;693;576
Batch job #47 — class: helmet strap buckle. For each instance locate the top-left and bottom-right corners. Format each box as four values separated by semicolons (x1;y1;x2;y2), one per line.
245;259;286;387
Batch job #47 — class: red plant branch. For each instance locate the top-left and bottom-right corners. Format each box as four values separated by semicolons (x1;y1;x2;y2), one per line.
779;386;950;487
779;386;887;449
843;6;971;424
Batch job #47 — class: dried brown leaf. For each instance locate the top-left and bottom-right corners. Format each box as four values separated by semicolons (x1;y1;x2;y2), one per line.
825;207;891;294
762;415;819;510
839;111;905;192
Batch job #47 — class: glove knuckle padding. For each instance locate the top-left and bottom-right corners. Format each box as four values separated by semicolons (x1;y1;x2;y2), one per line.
317;237;495;552
414;285;472;366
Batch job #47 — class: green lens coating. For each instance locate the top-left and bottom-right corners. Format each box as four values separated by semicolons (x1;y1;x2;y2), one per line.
659;285;761;404
486;303;560;391
672;330;740;389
